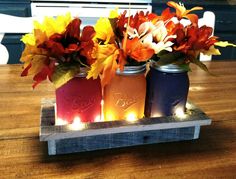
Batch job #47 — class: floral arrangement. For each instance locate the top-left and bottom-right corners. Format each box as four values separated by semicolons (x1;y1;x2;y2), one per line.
86;1;236;85
20;1;236;88
86;9;155;86
20;13;96;88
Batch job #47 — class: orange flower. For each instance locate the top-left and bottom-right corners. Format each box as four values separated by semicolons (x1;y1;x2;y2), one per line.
167;1;203;24
123;37;154;62
149;8;174;24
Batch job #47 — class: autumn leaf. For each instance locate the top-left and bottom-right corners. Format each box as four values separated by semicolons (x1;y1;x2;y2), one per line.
94;17;115;44
201;45;221;56
21;34;36;46
215;41;236;47
87;44;119;87
51;63;81;89
33;13;72;37
20;44;49;76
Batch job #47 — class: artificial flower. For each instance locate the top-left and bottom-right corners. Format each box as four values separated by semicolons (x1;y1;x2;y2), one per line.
87;10;155;86
87;43;119;87
20;13;96;88
167;1;203;24
94;17;116;44
123;37;154;62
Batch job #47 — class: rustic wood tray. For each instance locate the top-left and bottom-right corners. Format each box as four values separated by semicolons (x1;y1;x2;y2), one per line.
40;99;211;155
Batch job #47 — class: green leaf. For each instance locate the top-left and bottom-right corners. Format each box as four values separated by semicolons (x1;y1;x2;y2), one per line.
156;51;184;66
190;57;216;76
178;64;191;72
52;63;81;89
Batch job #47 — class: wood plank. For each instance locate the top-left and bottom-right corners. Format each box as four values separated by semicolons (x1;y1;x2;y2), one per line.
40;99;210;141
39;99;210;154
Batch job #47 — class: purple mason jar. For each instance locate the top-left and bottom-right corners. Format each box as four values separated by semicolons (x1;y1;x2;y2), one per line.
145;62;189;117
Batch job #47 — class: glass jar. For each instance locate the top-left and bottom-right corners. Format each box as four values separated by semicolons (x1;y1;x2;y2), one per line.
145;62;189;117
103;65;146;121
55;68;102;124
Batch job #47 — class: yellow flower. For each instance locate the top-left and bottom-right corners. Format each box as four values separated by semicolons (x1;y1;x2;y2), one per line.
109;8;119;18
34;13;72;37
94;17;115;44
21;13;72;46
21;34;36;46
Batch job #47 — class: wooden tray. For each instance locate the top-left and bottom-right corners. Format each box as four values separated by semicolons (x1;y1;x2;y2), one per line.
40;99;211;155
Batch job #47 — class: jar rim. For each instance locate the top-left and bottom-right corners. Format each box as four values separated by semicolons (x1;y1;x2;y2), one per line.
116;64;146;75
74;67;89;77
150;61;187;73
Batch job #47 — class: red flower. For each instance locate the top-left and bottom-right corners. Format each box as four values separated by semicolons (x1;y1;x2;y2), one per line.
39;18;95;63
173;25;218;56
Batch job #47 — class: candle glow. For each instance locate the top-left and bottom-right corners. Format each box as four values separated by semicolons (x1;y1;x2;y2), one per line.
105;112;115;121
125;112;138;122
94;115;102;122
174;108;187;119
68;116;86;131
55;117;68;126
186;102;192;110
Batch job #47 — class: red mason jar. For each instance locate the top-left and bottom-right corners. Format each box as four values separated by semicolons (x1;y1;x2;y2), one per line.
55;68;102;124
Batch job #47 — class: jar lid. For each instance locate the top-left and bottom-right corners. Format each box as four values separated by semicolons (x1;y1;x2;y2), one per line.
116;64;146;75
150;61;187;73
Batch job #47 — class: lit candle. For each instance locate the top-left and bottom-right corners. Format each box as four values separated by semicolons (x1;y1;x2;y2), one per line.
67;116;86;131
56;76;102;124
125;112;138;122
103;66;146;121
174;107;187;119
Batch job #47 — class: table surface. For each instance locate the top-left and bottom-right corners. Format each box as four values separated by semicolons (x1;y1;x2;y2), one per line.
0;61;236;178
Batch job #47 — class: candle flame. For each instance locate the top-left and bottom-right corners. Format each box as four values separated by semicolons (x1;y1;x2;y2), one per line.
186;102;192;110
68;116;86;131
94;115;102;122
126;112;138;122
106;112;115;121
175;108;187;119
55;117;68;126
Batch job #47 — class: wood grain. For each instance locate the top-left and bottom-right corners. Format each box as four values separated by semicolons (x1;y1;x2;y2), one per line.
0;62;236;178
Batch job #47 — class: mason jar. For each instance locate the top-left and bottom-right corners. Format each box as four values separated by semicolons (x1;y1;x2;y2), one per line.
55;68;102;124
103;65;146;121
145;62;189;117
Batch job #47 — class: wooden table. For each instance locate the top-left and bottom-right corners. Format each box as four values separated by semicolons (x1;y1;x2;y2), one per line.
0;61;236;178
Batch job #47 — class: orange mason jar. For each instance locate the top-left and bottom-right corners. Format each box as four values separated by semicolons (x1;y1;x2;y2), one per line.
103;65;146;121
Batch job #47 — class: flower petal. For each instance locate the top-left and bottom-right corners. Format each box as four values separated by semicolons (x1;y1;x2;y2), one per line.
124;37;154;61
